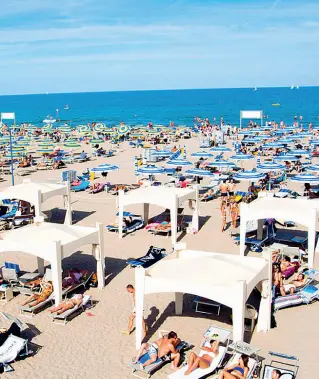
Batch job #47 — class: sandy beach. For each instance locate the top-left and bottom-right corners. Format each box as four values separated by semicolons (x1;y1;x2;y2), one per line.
0;136;318;379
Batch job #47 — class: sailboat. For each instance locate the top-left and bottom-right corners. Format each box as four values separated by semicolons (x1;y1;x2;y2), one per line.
64;105;70;110
290;85;294;89
296;85;299;89
253;87;257;91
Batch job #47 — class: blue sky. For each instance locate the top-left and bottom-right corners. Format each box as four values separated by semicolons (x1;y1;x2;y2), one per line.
0;0;318;94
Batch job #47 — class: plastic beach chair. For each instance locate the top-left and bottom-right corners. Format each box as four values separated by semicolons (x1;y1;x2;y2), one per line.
0;334;29;372
262;351;299;379
50;294;92;325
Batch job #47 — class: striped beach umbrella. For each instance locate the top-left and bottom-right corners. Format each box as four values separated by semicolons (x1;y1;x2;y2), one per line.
152;150;173;157
91;164;119;172
230;153;254;161
290;173;319;184
77;125;91;133
191;151;214;158
306;165;319;173
136;165;165;175
263;142;285;149
288;149;311;156
94;123;108;132
256;162;286;172
166;159;192;167
185;168;213;177
207;160;236;168
233;170;265;181
90;139;104;144
59;126;72;133
238;130;255;136
37;147;54;154
274;155;300;162
209;146;232;152
117;124;131;135
242;137;262;144
64;142;81;149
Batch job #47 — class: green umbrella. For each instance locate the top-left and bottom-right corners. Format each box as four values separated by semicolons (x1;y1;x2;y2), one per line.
90;138;104;144
77;125;91;133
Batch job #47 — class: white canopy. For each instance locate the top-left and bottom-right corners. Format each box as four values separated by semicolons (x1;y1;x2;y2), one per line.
134;244;271;349
0;179;72;225
0;222;105;305
240;197;317;267
118;186;199;245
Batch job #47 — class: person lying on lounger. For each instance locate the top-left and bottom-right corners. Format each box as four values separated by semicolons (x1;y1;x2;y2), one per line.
271;369;282;379
49;294;83;315
280;273;307;295
134;331;181;370
21;281;53;307
201;189;215;200
218;354;249;379
184;338;219;375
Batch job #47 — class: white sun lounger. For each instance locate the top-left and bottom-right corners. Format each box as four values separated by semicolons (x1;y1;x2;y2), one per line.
167;345;226;379
50;294;92;325
19;293;55;317
0;334;29;372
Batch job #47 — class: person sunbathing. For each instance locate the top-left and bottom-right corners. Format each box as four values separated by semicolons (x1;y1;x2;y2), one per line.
271;369;282;379
134;331;181;370
184;338;219;375
71;179;82;186
281;273;307;295
201;189;214;200
219;354;249;379
21;281;53;307
50;294;83;315
280;255;293;273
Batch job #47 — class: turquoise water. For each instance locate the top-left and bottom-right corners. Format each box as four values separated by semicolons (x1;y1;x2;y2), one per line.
0;87;318;126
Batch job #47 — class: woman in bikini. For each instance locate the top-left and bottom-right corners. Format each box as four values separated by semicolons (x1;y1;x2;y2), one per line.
184;338;219;375
21;281;53;307
230;200;240;229
50;294;83;315
221;201;227;232
219;354;249;378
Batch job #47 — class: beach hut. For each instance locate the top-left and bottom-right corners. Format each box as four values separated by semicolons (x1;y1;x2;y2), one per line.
134;243;272;349
0;179;72;225
0;222;105;305
239;197;317;267
118;186;199;245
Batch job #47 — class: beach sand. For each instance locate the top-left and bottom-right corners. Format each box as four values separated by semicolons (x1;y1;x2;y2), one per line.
0;137;317;378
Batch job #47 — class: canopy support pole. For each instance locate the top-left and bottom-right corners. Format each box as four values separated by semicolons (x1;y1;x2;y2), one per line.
64;181;72;225
118;190;124;239
232;280;246;342
37;257;45;276
52;241;63;306
143;203;150;224
95;222;105;289
175;292;183;315
135;267;145;350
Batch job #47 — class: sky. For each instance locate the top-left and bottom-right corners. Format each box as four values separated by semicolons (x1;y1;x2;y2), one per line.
0;0;318;95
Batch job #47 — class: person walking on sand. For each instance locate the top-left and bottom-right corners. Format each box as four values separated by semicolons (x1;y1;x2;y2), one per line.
122;284;146;338
221;201;227;232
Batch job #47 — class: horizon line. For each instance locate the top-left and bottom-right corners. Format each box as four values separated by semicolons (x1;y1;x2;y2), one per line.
1;84;318;97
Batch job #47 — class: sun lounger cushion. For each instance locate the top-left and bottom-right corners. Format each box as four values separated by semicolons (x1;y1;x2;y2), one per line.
274;295;303;311
168;345;226;379
0;335;27;365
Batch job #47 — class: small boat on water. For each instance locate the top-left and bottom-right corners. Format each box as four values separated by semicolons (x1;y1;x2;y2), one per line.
272;103;280;106
296;85;299;89
253;87;257;91
290;85;294;89
64;105;70;110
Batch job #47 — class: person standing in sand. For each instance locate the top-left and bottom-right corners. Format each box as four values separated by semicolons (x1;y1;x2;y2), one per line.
221;201;227;232
122;284;146;338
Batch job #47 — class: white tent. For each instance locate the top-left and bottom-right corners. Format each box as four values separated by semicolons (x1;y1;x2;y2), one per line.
0;222;105;305
134;244;271;349
118;186;199;245
240;197;317;267
0;179;72;225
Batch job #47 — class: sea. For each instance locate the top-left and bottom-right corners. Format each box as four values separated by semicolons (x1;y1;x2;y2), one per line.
0;87;318;127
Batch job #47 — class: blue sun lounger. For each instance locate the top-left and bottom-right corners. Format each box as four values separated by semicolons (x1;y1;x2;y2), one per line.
0;206;18;220
106;212;144;235
71;180;90;192
127;246;167;268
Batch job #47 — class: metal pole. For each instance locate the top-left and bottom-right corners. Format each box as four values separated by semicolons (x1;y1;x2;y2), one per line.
9;125;15;186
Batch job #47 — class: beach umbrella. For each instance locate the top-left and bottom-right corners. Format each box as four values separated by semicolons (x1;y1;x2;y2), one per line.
37;147;54;154
152;150;173;157
242;138;261;144
90;139;104;144
274;155;300;162
310;140;319;146
230;153;254;161
191;151;214;158
263;142;285;149
238;130;255;136
2;152;25;159
233;170;265;181
117;124;131;135
288;149;311;156
278;138;294;144
306;165;319;173
136;165;164;175
64;141;81;149
94;123;108;132
59;126;72;133
11;146;25;152
256;162;286;172
209;146;232;152
207;160;236;168
257;134;273;139
290;173;319;184
91;164;119;172
185;168;213;177
77;125;91;133
166;159;192;167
